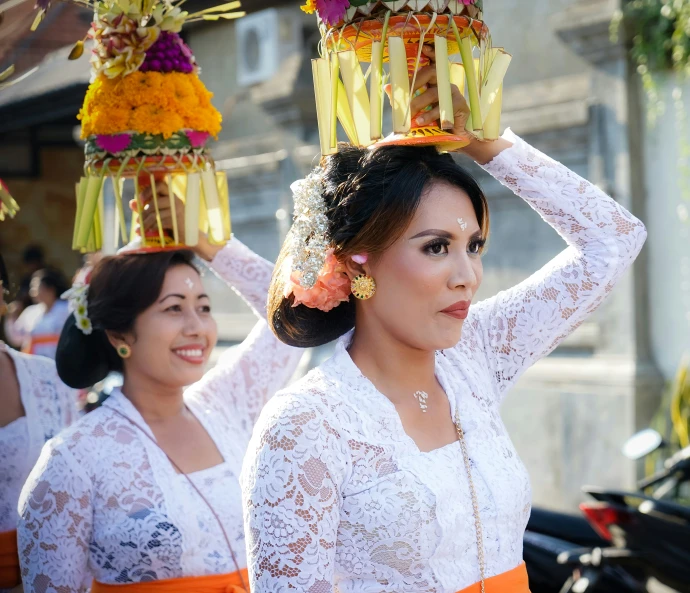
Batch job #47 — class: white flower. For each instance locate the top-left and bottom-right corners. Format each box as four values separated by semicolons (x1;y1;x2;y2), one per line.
76;314;93;336
62;283;93;335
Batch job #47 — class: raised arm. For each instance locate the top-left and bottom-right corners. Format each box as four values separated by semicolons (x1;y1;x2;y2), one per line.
17;439;93;593
204;238;274;320
463;130;647;400
240;394;348;593
185;319;303;431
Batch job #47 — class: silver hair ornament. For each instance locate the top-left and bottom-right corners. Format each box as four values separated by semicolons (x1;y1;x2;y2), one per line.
289;167;330;289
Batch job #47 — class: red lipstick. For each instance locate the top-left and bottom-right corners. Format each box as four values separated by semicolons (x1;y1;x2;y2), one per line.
441;300;471;320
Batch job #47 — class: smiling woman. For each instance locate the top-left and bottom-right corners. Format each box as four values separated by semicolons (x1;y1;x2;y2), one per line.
55;249;204;388
16;204;304;592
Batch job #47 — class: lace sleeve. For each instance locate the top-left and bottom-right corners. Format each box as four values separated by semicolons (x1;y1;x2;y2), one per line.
206;237;274;320
241;393;349;593
465;130;647;400
17;438;93;593
186;320;303;430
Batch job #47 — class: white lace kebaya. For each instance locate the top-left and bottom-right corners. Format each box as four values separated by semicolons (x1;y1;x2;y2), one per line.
0;347;77;536
241;131;648;593
17;239;304;592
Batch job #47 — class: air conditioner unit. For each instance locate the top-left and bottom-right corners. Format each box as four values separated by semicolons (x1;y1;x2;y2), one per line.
236;8;301;87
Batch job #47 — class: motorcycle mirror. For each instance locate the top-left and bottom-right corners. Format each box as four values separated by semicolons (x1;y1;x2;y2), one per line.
622;428;663;460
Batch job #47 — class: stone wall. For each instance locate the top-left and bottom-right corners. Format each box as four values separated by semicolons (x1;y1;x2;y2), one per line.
1;146;84;294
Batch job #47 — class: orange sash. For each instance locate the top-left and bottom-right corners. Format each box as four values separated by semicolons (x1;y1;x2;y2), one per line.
92;568;249;593
0;530;20;589
92;564;528;593
457;562;530;593
21;333;61;355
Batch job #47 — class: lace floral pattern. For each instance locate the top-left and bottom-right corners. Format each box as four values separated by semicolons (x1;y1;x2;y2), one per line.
241;131;647;593
0;348;76;535
17;239;304;592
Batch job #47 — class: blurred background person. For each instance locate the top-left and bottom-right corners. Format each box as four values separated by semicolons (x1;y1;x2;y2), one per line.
4;267;70;359
11;246;46;314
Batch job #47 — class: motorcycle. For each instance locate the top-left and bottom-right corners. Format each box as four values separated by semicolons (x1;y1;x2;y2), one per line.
524;507;639;593
557;429;690;593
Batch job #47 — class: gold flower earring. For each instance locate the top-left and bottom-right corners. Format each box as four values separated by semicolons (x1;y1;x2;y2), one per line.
117;344;132;359
351;275;376;300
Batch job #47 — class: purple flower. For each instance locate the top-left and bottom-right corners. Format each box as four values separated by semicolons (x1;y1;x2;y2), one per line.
95;134;132;154
316;0;350;26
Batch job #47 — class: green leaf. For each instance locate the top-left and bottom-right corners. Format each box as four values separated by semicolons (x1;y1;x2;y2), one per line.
187;1;242;16
30;10;45;31
0;65;14;83
68;40;85;60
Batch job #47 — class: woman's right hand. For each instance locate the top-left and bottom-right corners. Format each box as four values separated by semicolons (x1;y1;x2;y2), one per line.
136;182;225;262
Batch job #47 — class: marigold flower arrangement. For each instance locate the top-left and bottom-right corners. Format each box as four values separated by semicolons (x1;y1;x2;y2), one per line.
43;0;245;253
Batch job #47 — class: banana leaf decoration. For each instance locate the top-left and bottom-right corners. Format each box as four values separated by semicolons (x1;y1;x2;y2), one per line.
0;179;19;222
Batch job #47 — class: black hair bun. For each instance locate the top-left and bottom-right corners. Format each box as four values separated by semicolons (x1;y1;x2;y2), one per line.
270;298;356;348
56;315;120;389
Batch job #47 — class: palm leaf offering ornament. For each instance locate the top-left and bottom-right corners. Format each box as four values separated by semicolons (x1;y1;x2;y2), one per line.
63;0;244;253
0;179;19;222
301;0;511;154
0;64;30;222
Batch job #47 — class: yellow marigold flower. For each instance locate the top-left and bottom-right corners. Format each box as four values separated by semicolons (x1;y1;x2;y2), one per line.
301;0;317;14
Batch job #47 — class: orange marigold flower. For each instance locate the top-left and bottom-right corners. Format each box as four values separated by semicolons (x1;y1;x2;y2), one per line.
79;71;221;138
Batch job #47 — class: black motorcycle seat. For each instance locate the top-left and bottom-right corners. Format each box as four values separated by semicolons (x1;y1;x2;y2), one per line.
527;508;606;547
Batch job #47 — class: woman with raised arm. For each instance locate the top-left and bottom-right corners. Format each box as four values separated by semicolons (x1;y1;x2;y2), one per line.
241;47;647;593
17;187;303;593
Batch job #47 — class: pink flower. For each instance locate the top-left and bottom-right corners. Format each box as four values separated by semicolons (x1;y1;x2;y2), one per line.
95;133;132;153
316;0;350;26
187;131;210;148
284;249;351;312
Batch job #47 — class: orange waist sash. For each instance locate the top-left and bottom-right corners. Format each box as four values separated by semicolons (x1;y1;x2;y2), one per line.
0;530;20;589
92;564;528;593
457;562;530;593
22;333;60;355
92;568;249;593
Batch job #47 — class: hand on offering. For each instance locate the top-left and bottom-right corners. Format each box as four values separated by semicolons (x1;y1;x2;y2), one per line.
394;44;513;164
135;183;225;262
410;45;471;138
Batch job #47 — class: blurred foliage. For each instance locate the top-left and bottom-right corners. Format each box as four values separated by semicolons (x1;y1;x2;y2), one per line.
646;356;690;503
612;0;690;121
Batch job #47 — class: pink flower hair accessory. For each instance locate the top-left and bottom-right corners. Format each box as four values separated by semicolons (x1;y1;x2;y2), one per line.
351;253;368;265
284;249;351;312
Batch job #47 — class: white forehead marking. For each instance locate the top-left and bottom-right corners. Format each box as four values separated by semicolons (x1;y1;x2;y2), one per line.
185;277;195;289
457;218;468;231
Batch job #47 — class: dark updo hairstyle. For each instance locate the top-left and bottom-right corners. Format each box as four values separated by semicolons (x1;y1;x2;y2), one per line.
268;144;489;348
56;249;197;389
32;267;69;299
